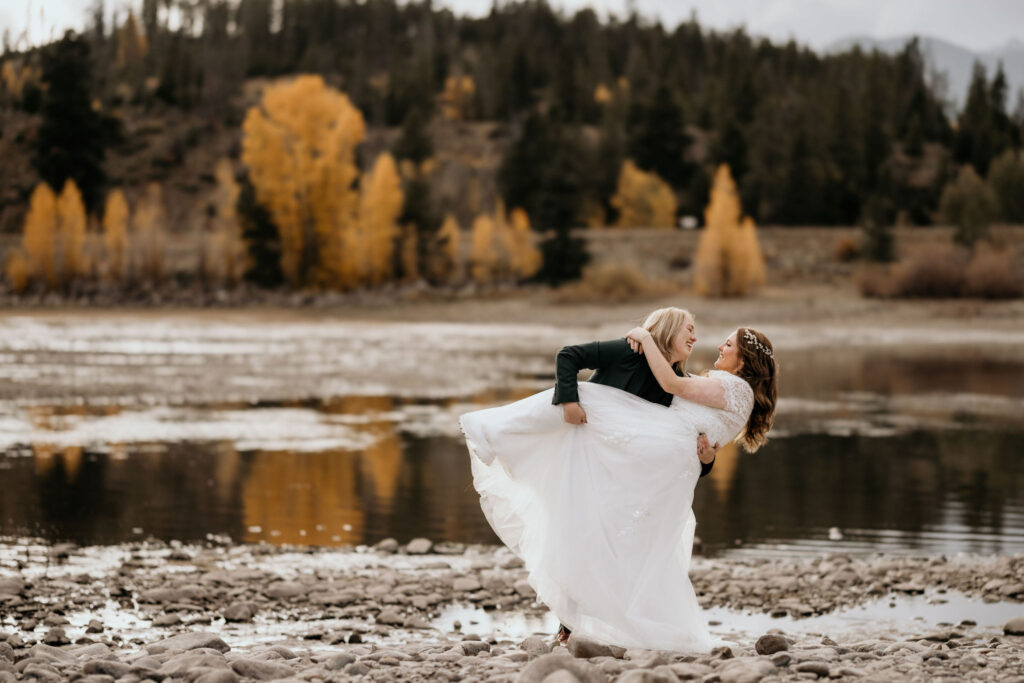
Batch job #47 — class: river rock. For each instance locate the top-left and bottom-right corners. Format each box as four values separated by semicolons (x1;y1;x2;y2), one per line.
138;588;185;603
264;581;306;600
0;578;24;596
719;658;777;683
515;652;606;683
406;538;433;554
194;670;239;683
153;613;181;626
794;661;830;677
85;620;104;634
147;632;231;655
223;602;258;622
42;628;69;646
522;636;553;657
374;538;399;553
461;640;491;655
325;653;356;670
755;634;789;655
160;652;230;675
541;671;581;683
1005;616;1024;636
82;660;131;678
453;577;482;592
566;635;623;659
230;658;294;680
615;669;678;683
375;608;405;626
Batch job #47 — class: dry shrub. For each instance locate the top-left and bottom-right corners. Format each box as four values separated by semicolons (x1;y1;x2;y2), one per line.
890;245;968;298
552;262;676;303
964;245;1023;299
857;244;1021;300
854;263;898;298
833;236;860;263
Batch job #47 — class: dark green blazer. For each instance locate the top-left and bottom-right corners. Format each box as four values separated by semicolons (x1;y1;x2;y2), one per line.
552;337;714;477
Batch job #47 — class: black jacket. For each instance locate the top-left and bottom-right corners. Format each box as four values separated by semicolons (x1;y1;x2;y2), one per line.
553;337;714;477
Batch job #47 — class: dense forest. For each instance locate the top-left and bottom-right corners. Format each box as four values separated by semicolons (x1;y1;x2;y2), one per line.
2;0;1024;292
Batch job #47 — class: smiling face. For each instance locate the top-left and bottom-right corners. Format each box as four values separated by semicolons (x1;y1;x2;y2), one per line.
714;330;744;373
669;314;697;365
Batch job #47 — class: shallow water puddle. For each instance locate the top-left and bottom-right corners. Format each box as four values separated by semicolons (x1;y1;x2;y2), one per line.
434;590;1022;643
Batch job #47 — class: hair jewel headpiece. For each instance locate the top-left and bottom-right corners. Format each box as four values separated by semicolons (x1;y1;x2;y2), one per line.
743;329;773;358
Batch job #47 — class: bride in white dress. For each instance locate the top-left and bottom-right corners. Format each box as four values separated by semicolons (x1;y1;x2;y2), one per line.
460;323;778;652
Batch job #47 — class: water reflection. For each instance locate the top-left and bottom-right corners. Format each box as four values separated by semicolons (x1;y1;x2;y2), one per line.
2;405;1024;557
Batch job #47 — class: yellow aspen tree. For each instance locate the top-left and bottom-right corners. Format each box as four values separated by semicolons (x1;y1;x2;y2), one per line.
21;182;59;288
491;201;515;281
434;213;461;284
5;250;30;293
694;164;765;297
611;160;677;228
470;213;497;284
440;75;476;120
131;183;166;283
357;153;403;286
116;11;148;68
508;207;541;280
242;75;365;288
55;179;87;286
103;189;130;282
594;83;613;104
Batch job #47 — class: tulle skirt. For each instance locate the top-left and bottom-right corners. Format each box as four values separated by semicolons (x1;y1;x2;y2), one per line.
460;383;713;652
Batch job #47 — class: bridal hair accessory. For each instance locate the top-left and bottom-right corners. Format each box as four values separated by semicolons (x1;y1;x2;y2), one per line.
743;329;773;358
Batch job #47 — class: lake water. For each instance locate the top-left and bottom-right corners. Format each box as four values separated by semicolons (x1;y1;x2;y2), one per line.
1;313;1022;558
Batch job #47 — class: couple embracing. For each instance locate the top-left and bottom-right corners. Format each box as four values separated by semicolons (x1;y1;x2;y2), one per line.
460;307;778;652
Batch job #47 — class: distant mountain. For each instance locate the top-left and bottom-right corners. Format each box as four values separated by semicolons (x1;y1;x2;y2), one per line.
824;35;1024;113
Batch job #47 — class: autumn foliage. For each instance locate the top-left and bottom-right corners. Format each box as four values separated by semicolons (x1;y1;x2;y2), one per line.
242;75;367;288
694;165;766;297
6;180;89;291
611;160;677;228
469;203;541;285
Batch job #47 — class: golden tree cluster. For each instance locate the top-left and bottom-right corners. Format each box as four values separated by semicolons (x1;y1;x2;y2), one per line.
440;75;476;121
611;160;677;228
243;74;398;290
6;181;88;292
470;202;541;284
694;164;766;297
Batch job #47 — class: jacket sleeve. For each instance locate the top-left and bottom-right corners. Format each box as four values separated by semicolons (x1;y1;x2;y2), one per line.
700;458;714;478
551;338;631;405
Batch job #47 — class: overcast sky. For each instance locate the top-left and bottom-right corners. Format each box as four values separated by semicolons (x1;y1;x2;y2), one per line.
4;0;1024;53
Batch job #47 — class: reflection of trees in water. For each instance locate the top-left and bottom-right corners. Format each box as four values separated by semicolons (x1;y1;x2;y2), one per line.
5;442;244;544
692;430;1024;554
241;448;365;546
772;348;1024;400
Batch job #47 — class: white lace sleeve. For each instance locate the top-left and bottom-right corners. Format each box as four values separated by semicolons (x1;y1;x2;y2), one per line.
716;371;754;420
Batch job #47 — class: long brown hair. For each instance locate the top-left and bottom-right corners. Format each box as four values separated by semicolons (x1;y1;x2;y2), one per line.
734;327;778;452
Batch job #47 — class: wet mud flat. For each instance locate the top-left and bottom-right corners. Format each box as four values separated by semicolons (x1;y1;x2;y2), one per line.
1;540;1023;682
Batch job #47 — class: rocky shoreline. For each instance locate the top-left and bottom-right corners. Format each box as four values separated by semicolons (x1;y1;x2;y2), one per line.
1;539;1023;682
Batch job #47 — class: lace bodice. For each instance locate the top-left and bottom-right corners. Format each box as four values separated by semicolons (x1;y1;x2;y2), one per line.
670;370;754;448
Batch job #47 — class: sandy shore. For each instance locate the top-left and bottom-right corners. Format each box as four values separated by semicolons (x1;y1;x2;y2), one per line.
1;540;1022;682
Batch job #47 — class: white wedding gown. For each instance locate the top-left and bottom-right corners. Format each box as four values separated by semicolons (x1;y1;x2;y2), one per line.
460;370;753;652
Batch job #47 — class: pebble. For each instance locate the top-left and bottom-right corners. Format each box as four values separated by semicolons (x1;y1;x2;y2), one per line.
755;634;789;655
406;538;434;554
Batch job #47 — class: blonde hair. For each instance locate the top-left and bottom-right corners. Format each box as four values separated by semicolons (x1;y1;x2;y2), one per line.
642;307;693;369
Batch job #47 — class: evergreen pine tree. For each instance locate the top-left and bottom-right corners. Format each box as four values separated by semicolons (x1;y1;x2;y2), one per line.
33;32;117;213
